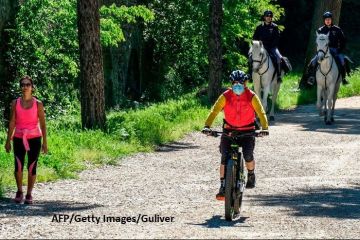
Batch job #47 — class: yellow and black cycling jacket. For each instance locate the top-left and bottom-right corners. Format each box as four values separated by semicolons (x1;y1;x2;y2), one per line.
205;88;268;130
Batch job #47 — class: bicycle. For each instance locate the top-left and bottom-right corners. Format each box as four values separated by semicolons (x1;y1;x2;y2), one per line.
206;129;261;221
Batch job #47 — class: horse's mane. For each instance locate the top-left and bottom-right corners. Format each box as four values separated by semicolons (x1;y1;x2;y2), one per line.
317;34;329;43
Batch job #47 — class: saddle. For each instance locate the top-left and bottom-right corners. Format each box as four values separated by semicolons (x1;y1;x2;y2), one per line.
330;52;353;77
268;52;292;74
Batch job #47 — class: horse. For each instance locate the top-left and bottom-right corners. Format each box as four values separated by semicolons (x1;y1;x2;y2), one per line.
315;32;341;125
249;40;282;121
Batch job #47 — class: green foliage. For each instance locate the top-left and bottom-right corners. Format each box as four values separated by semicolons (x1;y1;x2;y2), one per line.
6;0;79;115
100;4;155;47
6;1;153;116
144;1;209;98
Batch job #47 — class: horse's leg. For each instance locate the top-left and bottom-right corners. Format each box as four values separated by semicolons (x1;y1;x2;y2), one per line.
269;81;280;121
324;87;332;125
326;85;336;125
262;82;271;115
316;83;323;116
253;73;261;99
331;79;341;123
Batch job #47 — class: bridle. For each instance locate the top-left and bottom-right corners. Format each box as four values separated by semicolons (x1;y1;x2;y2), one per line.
252;49;270;76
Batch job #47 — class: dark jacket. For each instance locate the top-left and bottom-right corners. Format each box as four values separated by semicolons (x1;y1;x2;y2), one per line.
253;22;280;50
317;25;346;52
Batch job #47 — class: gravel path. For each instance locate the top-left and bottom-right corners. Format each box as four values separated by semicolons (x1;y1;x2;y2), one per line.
1;96;360;239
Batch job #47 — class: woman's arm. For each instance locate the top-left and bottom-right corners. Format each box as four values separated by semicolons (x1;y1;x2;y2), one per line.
5;100;16;153
38;101;48;153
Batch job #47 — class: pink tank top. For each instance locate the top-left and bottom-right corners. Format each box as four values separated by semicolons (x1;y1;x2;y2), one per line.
14;97;42;139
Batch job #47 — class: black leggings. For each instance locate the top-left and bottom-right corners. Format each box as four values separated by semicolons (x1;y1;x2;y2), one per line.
13;137;41;176
220;135;255;164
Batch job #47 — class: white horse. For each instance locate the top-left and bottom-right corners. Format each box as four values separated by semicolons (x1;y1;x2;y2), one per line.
250;40;282;121
315;33;341;125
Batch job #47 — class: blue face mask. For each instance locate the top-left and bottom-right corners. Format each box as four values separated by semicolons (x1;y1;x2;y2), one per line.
232;83;244;95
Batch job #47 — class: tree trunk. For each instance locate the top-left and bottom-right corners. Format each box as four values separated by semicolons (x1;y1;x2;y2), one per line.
300;0;342;88
77;0;106;129
208;0;223;102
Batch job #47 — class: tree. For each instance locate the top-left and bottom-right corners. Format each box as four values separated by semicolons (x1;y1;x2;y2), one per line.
77;0;106;129
300;0;342;88
208;0;223;102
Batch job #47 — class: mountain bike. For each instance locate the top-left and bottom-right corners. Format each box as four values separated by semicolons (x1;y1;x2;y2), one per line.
209;130;260;221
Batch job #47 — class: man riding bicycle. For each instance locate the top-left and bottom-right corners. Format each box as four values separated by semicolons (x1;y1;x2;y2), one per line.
202;70;269;200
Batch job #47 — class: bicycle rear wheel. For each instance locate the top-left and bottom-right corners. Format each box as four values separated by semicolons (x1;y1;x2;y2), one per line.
225;159;236;221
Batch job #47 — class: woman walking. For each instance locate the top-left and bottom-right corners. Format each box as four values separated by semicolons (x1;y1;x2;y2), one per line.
4;75;48;204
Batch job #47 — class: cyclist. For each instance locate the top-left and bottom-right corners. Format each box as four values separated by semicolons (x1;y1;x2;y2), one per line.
202;70;269;200
4;75;48;204
251;10;283;82
307;11;349;85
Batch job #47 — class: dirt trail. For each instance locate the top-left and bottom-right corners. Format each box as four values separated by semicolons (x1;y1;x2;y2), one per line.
1;96;360;239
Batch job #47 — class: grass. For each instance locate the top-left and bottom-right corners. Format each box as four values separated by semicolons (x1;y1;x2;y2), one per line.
1;69;359;196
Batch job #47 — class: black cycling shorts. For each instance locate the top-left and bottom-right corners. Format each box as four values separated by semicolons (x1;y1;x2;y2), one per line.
219;134;255;164
13;137;42;176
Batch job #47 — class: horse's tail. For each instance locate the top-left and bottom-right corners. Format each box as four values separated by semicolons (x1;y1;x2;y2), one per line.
344;56;353;76
344;55;354;64
281;56;292;73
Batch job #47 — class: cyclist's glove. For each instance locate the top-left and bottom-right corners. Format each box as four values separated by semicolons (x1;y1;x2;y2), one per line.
259;130;269;137
202;126;212;135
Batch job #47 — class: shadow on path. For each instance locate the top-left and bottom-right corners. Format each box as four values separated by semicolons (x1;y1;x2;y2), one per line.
187;215;251;228
0;198;102;218
156;141;200;152
274;107;360;135
250;185;360;219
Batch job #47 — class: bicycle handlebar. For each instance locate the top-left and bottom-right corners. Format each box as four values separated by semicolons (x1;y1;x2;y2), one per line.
203;129;267;138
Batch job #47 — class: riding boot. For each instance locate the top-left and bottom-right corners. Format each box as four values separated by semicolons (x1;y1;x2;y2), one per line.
345;60;351;76
306;63;316;85
340;65;349;85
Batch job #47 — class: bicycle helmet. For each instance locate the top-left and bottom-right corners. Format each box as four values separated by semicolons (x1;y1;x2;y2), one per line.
323;11;332;19
229;70;248;84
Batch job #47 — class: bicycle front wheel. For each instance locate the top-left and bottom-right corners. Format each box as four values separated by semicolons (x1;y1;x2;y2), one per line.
225;159;236;221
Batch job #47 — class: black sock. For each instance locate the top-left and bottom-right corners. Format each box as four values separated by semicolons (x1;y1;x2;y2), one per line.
248;169;255;175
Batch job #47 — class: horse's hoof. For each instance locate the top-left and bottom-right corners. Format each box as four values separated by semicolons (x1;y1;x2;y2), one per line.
269;116;275;121
325;121;332;125
331;117;335;123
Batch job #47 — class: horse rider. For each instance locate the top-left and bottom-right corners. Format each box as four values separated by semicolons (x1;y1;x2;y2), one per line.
250;10;283;82
307;11;349;85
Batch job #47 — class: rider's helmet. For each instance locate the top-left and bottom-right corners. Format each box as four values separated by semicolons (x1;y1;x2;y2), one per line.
323;11;333;19
229;70;248;84
263;10;273;18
